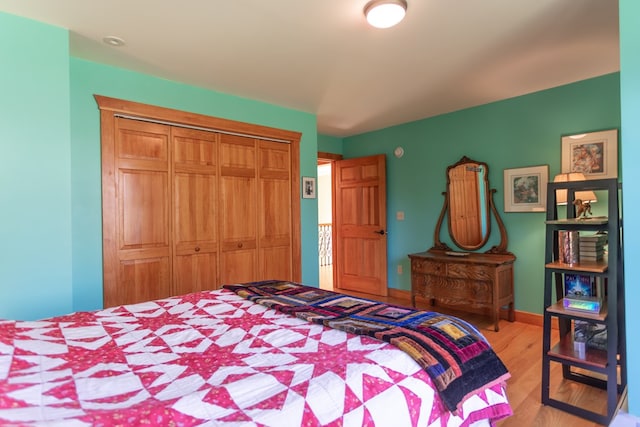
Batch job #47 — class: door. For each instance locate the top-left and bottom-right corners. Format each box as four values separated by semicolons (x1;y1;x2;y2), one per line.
218;133;258;284
258;140;293;281
334;154;388;296
105;118;173;307
172;127;219;294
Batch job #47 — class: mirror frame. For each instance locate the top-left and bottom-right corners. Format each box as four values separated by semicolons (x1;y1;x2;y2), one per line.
431;156;511;255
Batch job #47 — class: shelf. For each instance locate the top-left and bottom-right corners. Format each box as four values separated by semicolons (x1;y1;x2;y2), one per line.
545;217;608;225
541;178;625;425
545;259;608;273
548;334;608;369
546;300;608;322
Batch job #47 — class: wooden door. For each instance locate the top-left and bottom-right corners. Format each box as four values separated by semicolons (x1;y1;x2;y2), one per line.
219;134;258;284
172;127;219;294
258;140;293;281
104;118;173;307
334;154;388;296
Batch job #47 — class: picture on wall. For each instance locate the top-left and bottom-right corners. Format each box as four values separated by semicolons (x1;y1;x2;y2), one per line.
561;129;618;180
503;165;549;212
302;176;316;199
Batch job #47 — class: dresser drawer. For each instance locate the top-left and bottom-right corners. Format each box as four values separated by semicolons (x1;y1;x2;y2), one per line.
447;262;492;280
436;278;492;305
412;259;446;276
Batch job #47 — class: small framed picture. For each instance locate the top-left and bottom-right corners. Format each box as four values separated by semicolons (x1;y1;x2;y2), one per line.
561;129;618;180
503;165;549;212
302;176;316;199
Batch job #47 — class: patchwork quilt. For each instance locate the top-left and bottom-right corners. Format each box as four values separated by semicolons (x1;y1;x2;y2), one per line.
224;281;511;413
0;286;512;426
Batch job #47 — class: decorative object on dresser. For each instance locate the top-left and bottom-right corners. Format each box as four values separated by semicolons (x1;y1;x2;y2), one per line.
409;156;516;332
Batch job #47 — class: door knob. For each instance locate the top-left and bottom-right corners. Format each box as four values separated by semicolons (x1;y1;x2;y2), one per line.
374;230;387;235
195;246;201;252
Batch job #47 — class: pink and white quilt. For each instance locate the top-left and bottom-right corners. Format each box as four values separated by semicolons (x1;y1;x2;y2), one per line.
0;289;512;426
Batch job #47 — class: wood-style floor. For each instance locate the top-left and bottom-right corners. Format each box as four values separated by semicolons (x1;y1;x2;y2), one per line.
332;286;607;427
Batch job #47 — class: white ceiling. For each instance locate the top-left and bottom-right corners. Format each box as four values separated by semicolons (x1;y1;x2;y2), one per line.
0;0;619;137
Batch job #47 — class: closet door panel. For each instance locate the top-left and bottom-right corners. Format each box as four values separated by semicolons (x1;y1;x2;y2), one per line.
175;252;218;294
107;118;172;307
173;128;219;293
258;141;292;280
119;257;171;306
219;134;258;285
260;246;291;281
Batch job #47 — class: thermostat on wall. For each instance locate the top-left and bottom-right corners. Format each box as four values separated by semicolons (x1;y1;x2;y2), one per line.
394;146;404;158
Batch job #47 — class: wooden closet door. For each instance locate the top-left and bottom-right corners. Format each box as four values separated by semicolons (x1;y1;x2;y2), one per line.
104;118;172;307
219;134;258;284
172;127;219;294
258;140;293;281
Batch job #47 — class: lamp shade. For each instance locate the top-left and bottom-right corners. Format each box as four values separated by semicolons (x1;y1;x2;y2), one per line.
553;172;597;204
364;0;407;28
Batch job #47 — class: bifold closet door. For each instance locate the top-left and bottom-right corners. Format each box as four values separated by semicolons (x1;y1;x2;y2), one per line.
104;118;173;308
219;134;258;284
258;140;293;281
172;127;219;295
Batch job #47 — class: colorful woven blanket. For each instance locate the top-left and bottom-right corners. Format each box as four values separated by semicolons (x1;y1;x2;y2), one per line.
224;280;510;413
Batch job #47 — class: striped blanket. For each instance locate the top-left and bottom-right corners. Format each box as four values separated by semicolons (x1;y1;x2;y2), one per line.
224;280;510;413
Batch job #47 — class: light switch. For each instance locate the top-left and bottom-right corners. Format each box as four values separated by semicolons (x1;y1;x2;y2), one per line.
396;211;405;220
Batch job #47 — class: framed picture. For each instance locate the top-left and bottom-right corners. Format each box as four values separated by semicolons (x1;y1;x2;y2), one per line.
503;165;549;212
302;176;316;199
561;129;618;180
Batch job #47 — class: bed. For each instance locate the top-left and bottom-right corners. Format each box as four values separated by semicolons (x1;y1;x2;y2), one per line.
0;280;512;426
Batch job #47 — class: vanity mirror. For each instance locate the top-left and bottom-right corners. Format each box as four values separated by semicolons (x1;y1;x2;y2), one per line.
432;156;510;254
408;156;515;331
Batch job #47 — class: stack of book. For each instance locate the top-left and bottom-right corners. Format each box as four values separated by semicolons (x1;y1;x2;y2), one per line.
579;232;607;261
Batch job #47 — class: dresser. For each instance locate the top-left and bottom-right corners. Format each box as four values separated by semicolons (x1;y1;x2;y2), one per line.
409;249;515;331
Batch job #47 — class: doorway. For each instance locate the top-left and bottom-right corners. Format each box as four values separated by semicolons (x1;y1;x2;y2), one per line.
318;162;333;290
317;152;342;290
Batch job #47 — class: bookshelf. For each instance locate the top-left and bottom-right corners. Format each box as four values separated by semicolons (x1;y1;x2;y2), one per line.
541;178;626;424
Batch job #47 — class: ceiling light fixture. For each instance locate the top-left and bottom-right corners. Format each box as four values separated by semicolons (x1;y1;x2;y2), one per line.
364;0;407;29
102;36;126;47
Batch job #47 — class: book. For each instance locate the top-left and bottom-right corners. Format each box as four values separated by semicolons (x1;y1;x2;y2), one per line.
564;274;596;297
579;233;607;243
579;242;606;249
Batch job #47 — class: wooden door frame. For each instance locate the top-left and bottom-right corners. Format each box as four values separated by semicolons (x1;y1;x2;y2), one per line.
96;95;303;303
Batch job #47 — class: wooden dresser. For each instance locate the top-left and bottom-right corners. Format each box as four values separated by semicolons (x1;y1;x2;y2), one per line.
409;249;515;331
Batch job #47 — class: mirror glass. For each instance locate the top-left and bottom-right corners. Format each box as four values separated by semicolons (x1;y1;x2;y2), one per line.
447;158;491;250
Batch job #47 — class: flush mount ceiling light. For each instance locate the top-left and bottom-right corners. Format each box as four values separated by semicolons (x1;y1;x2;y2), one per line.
364;0;407;29
102;36;126;47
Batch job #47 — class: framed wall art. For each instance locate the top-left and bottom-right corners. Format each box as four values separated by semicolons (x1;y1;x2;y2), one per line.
302;176;316;199
503;165;549;212
561;129;618;180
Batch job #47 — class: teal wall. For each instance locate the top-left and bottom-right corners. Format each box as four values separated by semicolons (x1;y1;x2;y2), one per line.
0;13;73;320
620;0;639;416
318;134;343;154
343;74;620;316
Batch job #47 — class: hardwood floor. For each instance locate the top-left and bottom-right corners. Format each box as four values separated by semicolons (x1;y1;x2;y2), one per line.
333;287;607;427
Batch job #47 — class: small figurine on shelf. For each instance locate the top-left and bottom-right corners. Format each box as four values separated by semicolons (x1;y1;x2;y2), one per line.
573;199;592;219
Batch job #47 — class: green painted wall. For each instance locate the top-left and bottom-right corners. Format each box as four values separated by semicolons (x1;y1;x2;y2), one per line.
0;13;72;320
69;58;319;312
620;0;639;416
318;134;343;154
343;73;620;316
